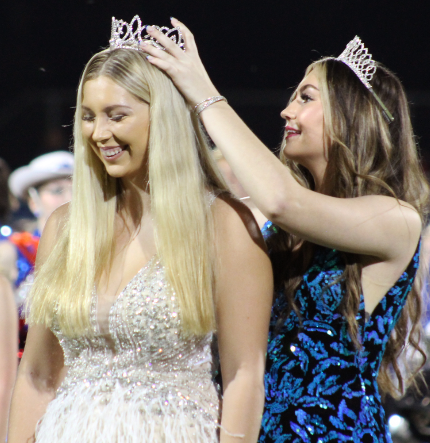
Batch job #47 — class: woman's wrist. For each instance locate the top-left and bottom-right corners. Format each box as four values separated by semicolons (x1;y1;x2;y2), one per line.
194;96;228;116
197;99;230;124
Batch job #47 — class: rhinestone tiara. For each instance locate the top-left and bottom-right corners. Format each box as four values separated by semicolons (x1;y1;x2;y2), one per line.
336;36;376;90
336;36;394;123
109;15;185;52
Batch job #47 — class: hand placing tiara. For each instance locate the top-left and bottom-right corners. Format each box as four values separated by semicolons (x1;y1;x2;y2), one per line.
141;19;222;109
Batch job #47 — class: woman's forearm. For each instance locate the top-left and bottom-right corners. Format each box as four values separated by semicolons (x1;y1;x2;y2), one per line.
8;324;65;443
142;22;301;222
199;102;302;222
8;370;57;443
220;371;265;443
0;368;16;443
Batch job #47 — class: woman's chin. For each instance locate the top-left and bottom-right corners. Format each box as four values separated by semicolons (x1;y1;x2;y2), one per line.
104;164;127;178
282;147;304;163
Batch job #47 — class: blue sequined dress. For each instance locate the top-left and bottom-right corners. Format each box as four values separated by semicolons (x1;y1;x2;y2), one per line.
259;221;420;443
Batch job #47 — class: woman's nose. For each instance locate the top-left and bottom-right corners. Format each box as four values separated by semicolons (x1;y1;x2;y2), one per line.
92;117;111;143
280;102;296;121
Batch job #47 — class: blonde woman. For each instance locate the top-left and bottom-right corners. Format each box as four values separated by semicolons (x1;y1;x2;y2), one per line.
7;17;273;443
143;21;429;442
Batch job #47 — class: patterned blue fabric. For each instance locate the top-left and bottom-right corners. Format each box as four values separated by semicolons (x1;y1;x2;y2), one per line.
259;221;420;443
261;220;274;241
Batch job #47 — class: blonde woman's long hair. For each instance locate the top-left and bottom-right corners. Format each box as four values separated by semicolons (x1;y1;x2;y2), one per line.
28;48;228;337
267;58;430;397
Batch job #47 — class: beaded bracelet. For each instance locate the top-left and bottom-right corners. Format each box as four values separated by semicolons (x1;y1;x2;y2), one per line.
194;96;227;116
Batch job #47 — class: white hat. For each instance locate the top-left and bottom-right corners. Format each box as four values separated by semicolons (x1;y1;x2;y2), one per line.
9;151;74;199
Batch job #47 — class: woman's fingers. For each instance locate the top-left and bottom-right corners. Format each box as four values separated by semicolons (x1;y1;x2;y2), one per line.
146;26;184;58
170;18;198;53
141;43;178;75
141;42;172;61
141;19;219;106
145;54;175;76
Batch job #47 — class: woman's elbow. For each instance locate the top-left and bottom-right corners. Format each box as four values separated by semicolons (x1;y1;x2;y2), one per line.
264;191;296;225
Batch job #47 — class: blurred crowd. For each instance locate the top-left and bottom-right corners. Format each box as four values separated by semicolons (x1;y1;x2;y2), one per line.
0;150;429;441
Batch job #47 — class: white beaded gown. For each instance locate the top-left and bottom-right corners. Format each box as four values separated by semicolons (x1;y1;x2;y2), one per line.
35;257;221;442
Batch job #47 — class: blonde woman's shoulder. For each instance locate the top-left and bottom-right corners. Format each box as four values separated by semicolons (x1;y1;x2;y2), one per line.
212;194;267;252
36;202;70;266
45;202;70;232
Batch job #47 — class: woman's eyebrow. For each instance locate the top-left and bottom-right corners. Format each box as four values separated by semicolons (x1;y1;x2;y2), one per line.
298;84;320;93
81;104;133;112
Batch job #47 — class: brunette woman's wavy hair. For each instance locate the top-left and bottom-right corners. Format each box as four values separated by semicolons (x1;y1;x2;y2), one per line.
267;57;430;397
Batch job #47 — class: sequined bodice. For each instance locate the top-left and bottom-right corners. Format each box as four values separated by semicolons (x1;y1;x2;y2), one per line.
45;257;220;441
260;221;420;443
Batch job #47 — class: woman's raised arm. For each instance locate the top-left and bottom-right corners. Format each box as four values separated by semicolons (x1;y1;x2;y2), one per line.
142;22;421;263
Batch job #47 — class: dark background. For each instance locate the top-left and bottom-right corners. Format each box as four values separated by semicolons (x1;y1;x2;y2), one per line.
2;0;430;171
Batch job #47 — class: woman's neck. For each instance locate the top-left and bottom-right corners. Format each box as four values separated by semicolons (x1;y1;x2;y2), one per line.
118;177;151;225
302;159;327;193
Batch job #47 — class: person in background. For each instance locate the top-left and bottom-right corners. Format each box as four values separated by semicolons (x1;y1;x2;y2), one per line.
0;158;18;442
0;159;12;227
9;151;74;238
8;150;73;289
8;151;73;354
0;158;18;287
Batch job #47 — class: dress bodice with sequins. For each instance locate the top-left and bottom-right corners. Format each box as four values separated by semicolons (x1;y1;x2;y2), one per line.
259;221;420;443
35;257;220;443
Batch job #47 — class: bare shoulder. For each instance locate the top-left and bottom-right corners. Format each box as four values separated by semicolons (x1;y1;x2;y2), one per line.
212;194;266;251
361;195;421;233
397;199;422;231
44;202;69;237
357;195;422;261
48;202;70;229
36;202;70;265
211;195;273;309
359;194;420;216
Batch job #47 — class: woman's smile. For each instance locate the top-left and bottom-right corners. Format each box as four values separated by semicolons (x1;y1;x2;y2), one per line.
280;71;325;171
99;145;127;161
285;126;301;139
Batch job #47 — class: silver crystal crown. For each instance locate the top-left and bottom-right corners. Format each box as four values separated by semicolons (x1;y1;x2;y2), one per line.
336;36;376;90
109;15;185;52
336;36;394;123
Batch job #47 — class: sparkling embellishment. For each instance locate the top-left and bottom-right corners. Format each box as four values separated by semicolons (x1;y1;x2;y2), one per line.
260;220;421;443
109;15;185;52
42;258;220;442
336;36;394;123
337;36;376;90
